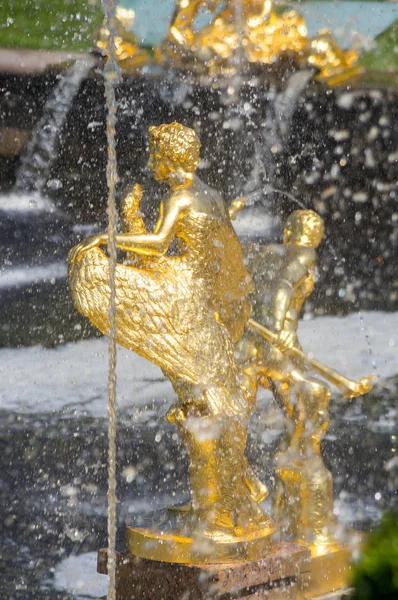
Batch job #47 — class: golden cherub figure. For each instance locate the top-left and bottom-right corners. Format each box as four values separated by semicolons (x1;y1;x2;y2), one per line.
234;209;373;567
68;123;274;563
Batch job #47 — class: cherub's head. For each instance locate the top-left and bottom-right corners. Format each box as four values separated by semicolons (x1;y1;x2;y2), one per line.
283;210;325;248
148;123;200;184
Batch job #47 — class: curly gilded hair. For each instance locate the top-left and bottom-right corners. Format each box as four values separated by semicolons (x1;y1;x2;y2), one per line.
148;123;200;173
285;210;325;247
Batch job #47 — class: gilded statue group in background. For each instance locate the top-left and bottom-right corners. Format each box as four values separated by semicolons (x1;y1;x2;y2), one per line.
68;122;372;573
96;1;361;84
156;0;359;82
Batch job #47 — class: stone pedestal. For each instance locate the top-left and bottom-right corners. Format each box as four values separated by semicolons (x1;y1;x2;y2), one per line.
97;542;310;600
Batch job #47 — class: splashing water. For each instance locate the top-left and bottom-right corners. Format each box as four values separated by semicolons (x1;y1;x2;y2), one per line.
240;184;344;287
243;185;345;272
14;56;95;194
233;0;245;74
243;185;306;209
101;1;120;598
239;69;368;315
243;184;353;275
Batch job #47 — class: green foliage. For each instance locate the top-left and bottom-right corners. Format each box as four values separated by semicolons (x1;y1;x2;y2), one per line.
0;0;103;51
359;19;398;72
352;511;398;599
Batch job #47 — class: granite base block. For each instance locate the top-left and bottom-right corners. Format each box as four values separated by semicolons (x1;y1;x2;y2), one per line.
97;542;310;600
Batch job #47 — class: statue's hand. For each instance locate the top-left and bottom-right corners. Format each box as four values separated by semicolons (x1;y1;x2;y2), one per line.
275;330;297;352
229;197;245;220
68;235;104;264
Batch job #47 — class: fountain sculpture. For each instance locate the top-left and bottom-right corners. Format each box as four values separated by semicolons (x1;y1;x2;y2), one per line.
29;0;393;316
68;121;373;599
236;208;373;595
69;122;276;563
1;2;397;599
96;0;361;84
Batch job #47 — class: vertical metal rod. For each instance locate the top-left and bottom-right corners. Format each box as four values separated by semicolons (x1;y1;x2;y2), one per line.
101;1;119;599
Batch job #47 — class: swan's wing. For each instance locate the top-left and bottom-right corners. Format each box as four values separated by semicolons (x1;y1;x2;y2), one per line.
68;248;236;392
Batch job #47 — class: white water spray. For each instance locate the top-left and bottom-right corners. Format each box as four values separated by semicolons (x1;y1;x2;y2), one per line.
14;56;95;193
101;1;120;598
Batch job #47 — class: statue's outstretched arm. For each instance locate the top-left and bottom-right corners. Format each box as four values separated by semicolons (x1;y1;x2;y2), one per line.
111;198;182;256
228;197;245;220
68;195;188;263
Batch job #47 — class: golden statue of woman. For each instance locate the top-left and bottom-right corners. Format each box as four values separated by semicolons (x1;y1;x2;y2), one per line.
68;123;274;563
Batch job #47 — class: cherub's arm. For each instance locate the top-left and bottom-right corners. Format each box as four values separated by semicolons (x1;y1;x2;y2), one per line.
68;193;190;263
272;277;295;333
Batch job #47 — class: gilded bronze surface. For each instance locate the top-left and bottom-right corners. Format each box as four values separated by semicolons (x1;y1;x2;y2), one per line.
97;2;362;83
306;30;362;86
298;547;354;598
235;208;373;590
155;0;360;81
155;0;306;74
95;6;149;69
68;122;275;563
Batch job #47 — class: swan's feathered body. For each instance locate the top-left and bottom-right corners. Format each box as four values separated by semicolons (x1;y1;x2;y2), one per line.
68;208;253;418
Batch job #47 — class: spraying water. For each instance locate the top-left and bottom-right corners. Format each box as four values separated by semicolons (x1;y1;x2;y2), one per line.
14;56;95;194
237;70;314;210
233;0;245;75
101;1;120;598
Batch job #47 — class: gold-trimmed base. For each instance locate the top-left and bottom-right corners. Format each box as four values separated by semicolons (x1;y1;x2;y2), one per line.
298;546;352;598
126;509;276;564
298;530;365;598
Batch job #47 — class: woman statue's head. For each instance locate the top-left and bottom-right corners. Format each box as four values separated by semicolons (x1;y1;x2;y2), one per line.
148;123;201;183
